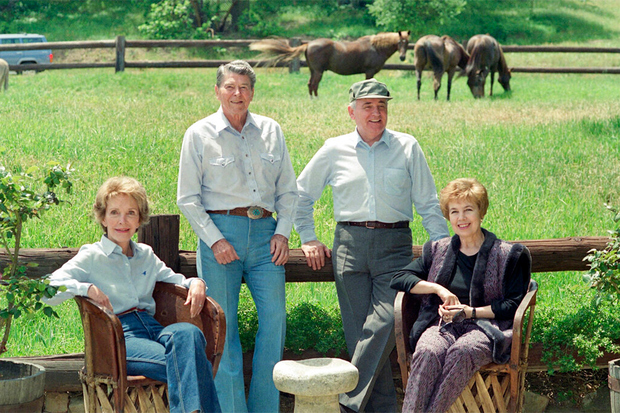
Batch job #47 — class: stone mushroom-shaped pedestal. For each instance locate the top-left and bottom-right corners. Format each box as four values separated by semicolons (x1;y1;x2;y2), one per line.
273;358;359;413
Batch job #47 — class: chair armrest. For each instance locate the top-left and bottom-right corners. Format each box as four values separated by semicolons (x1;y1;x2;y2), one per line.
153;282;226;376
509;280;538;367
74;296;127;389
394;291;421;389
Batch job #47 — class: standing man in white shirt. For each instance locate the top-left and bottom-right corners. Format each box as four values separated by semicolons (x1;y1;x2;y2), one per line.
177;60;298;413
295;79;449;413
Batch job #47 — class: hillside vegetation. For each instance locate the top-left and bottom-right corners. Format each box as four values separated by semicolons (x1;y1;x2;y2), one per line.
2;0;620;46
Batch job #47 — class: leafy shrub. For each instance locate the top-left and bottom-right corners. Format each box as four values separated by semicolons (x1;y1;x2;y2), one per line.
584;204;620;304
237;288;346;355
139;0;217;40
531;285;620;373
286;301;345;355
368;0;467;33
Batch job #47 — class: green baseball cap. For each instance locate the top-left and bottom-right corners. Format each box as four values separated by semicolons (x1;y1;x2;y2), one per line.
349;78;393;102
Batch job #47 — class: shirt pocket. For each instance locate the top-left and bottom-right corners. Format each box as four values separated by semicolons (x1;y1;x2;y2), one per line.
260;152;281;165
384;167;407;196
260;153;281;181
209;156;235;168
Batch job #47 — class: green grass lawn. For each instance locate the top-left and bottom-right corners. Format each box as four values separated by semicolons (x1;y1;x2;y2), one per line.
1;66;619;365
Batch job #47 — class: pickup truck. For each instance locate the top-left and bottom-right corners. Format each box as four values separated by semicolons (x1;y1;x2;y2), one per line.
0;33;53;73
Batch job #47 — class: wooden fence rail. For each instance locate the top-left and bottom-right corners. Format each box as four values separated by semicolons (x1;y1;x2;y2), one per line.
0;214;610;281
1;36;619;75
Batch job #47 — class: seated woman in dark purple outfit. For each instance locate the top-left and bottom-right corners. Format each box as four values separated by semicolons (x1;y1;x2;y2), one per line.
390;178;531;413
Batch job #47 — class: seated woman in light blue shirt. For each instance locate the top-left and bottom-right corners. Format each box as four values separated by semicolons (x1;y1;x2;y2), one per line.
47;176;221;413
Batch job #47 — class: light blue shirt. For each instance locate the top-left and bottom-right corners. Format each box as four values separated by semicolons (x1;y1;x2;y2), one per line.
177;108;298;247
45;235;204;315
295;128;449;244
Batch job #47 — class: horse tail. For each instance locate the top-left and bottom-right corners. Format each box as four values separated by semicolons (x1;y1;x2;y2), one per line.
424;41;444;75
457;43;469;70
250;39;308;65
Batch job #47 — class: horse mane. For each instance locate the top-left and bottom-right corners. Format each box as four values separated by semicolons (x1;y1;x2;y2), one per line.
498;46;510;75
371;32;400;50
465;41;483;77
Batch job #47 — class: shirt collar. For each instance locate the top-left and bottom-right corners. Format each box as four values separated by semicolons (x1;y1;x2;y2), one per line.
214;107;258;134
354;128;391;148
100;235;137;257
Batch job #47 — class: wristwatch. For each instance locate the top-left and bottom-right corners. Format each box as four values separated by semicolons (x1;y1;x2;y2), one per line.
472;307;477;319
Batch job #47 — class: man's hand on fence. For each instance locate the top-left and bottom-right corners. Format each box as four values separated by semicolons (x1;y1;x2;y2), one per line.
301;240;331;271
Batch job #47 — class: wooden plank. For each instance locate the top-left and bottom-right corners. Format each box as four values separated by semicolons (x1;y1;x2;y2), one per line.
0;40;115;51
9;343;620;393
6;354;83;392
8;63;115;71
511;67;620;74
0;235;610;281
502;46;620;53
138;215;180;272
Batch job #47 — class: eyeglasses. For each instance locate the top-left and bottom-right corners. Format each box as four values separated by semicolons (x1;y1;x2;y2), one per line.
438;308;466;329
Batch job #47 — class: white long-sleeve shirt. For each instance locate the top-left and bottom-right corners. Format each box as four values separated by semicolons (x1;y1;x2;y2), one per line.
295;128;449;244
177;108;298;247
45;235;204;315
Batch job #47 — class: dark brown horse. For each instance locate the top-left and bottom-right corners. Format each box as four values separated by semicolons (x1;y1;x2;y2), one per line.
465;34;511;98
413;35;469;101
250;31;411;97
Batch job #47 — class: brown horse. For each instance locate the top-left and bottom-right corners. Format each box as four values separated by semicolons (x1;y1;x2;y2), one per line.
465;34;511;98
413;35;469;101
250;31;411;97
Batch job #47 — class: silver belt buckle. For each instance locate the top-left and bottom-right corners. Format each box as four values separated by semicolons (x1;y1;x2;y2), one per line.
247;206;264;219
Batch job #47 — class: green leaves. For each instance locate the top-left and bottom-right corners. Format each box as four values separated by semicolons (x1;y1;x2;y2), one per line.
0;160;74;354
583;204;620;304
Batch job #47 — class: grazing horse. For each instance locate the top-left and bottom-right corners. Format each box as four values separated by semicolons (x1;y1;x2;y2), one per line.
250;31;411;97
0;59;8;91
465;34;511;98
413;34;469;101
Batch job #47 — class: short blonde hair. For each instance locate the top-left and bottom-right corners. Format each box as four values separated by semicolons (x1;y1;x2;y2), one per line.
93;177;150;232
439;178;489;220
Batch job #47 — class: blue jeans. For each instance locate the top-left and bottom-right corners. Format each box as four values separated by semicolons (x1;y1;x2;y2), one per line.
197;214;286;413
120;311;221;413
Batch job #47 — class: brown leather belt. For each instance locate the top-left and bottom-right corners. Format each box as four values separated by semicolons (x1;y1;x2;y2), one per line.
339;221;409;229
208;206;273;220
117;307;146;316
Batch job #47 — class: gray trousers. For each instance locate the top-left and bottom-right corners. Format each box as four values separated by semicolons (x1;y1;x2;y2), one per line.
333;224;413;413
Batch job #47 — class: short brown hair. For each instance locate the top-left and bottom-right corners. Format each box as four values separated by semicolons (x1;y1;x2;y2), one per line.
439;178;489;220
93;177;150;232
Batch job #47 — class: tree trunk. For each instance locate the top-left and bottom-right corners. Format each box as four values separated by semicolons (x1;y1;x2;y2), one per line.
230;0;249;31
189;0;203;27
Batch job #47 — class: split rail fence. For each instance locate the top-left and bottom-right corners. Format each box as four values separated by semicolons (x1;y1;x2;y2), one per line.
2;214;617;393
1;36;620;74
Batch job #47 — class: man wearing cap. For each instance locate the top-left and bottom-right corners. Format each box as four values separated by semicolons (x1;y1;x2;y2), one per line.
177;60;298;413
295;78;449;412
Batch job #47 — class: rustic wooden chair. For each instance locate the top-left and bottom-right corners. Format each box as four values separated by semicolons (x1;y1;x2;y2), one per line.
75;282;226;413
394;280;537;413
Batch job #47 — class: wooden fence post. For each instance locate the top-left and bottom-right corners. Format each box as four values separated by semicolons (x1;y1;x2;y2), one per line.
138;214;180;272
115;35;125;73
289;37;301;73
